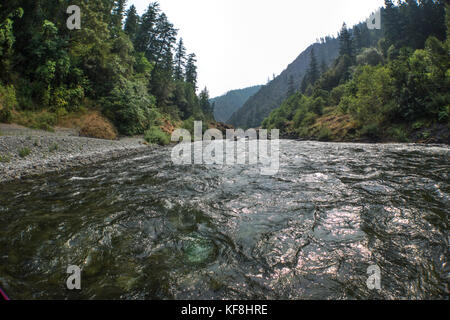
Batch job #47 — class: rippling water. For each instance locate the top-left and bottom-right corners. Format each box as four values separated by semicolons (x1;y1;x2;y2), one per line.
0;141;449;299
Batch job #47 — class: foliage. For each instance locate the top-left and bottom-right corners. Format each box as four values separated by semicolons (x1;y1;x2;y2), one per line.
0;0;212;136
0;84;17;122
262;0;448;143
18;147;31;158
102;77;158;135
144;126;170;146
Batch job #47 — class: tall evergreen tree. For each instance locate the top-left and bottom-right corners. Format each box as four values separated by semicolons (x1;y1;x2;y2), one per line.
185;53;197;89
339;23;353;58
287;75;296;97
199;87;212;115
134;2;160;56
353;25;362;53
154;13;177;70
112;0;127;30
309;48;319;84
383;0;401;47
174;38;186;80
124;4;139;42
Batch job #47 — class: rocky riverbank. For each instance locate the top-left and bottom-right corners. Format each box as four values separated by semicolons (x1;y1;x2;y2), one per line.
0;124;151;183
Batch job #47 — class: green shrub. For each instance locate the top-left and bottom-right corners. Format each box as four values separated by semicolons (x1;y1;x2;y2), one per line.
422;131;431;139
0;154;11;163
144;126;170;146
18;147;31;158
317;126;333;141
49;143;58;152
359;123;381;140
438;105;449;122
389;127;409;142
412;121;424;130
356;48;384;66
50;86;84;112
330;84;347;106
301;112;318;127
102;78;158;135
55;107;68;119
0;84;17;123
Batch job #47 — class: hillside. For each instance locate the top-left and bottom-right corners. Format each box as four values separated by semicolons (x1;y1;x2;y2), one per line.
228;39;340;128
262;1;449;144
211;85;262;123
0;1;215;146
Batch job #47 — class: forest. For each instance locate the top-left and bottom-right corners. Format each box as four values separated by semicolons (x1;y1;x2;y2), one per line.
0;0;214;144
262;0;449;143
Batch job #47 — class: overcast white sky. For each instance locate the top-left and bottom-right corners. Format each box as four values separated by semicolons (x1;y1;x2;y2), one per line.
127;0;384;97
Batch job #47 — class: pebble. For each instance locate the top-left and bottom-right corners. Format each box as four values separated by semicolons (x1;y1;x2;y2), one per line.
0;132;151;183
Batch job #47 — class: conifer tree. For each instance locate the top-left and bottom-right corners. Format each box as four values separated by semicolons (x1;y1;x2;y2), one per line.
112;0;127;30
309;48;319;84
185;53;197;89
124;5;139;42
174;38;186;80
339;23;353;58
134;2;160;56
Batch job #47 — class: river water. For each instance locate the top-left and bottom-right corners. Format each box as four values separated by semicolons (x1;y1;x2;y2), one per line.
0;141;448;299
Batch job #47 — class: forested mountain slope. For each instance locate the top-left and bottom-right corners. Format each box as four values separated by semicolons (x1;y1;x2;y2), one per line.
0;1;214;145
212;85;262;123
262;0;449;144
228;38;340;128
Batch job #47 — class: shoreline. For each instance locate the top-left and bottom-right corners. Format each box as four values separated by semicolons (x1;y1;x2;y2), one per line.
0;124;151;183
2;123;448;184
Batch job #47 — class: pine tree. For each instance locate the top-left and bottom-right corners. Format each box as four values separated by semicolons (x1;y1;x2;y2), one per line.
339;23;353;58
185;53;197;89
309;48;319;84
383;0;401;47
404;0;421;49
199;87;212;115
112;0;127;30
154;12;177;69
300;48;320;93
134;2;160;57
353;25;362;53
447;1;450;42
124;5;139;42
174;38;186;80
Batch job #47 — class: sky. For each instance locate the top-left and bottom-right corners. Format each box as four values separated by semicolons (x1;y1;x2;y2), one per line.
127;0;385;98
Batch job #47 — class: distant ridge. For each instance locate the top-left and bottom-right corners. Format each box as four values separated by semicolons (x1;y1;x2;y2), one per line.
211;85;263;123
229;39;340;128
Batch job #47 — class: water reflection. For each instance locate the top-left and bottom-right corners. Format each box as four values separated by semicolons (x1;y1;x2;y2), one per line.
0;141;448;299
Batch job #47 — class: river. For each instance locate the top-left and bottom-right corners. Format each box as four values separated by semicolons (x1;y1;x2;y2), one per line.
0;140;448;299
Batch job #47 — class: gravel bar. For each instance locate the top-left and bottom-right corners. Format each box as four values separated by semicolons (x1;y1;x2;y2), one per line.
0;124;151;183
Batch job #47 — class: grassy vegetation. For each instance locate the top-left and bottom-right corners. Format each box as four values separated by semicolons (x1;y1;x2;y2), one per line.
18;147;31;158
0;154;11;163
49;143;59;152
11;110;56;132
144;127;170;146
